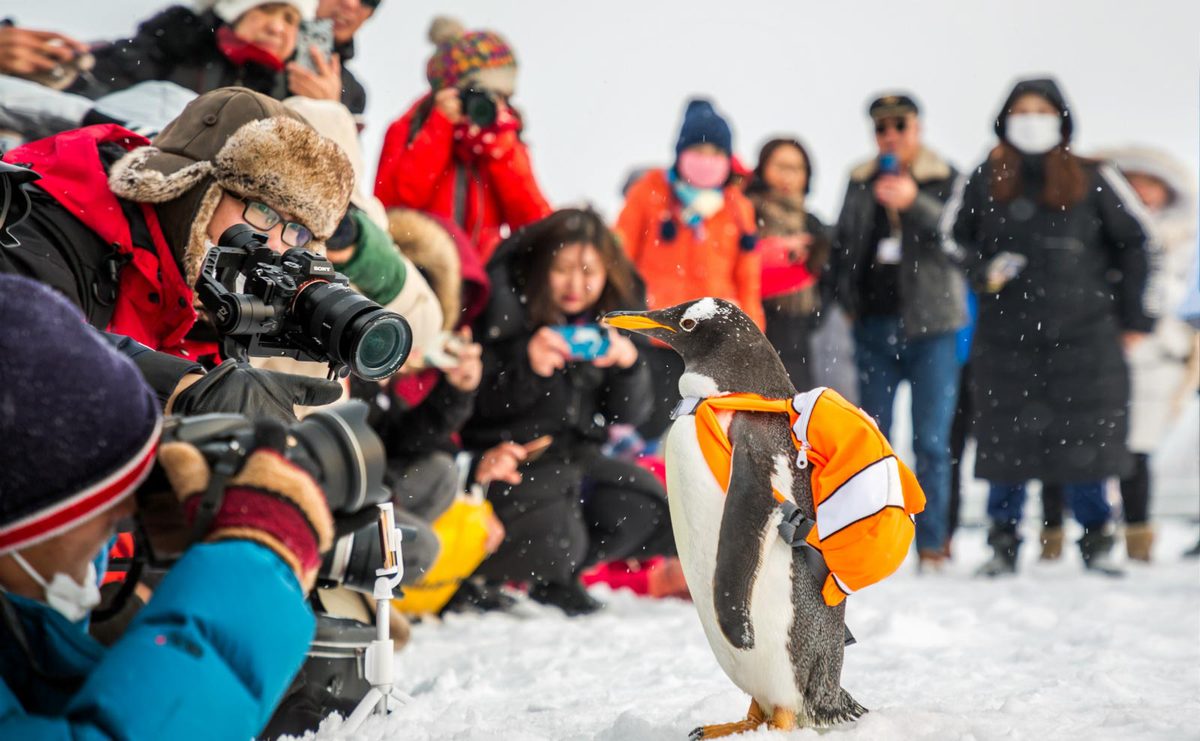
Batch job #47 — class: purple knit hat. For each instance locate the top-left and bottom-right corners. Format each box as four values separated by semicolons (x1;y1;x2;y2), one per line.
0;275;161;554
425;16;517;94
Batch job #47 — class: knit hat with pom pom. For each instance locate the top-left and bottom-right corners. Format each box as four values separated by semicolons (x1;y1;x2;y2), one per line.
425;16;517;96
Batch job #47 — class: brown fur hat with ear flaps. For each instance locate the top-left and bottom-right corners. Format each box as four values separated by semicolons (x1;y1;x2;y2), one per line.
107;87;353;285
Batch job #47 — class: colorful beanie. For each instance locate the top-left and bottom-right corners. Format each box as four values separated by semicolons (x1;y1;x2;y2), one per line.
425;16;517;95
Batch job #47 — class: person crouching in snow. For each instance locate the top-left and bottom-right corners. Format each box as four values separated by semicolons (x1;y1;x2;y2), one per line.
615;98;762;442
0;275;337;739
373;16;551;262
461;208;677;616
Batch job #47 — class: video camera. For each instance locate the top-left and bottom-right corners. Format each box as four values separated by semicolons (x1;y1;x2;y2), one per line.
196;224;412;382
130;401;398;595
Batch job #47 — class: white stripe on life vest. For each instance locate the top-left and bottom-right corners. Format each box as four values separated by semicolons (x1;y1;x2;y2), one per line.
789;387;827;446
832;572;855;595
815;456;905;540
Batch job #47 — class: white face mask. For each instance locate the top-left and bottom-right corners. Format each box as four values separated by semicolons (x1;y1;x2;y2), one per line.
1006;113;1062;155
11;552;101;623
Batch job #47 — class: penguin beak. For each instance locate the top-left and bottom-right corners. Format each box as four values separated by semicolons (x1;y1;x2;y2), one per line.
602;310;676;335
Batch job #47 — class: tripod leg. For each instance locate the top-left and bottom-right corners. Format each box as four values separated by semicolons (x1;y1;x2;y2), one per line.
342;687;383;734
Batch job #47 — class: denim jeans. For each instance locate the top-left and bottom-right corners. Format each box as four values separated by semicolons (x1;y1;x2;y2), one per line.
854;316;960;552
987;481;1111;530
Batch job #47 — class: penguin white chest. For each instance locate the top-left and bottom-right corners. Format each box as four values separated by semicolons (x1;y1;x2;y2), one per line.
664;417;803;711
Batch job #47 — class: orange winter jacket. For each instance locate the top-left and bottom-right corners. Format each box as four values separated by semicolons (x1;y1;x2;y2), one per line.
374;97;552;261
614;169;764;328
682;387;925;606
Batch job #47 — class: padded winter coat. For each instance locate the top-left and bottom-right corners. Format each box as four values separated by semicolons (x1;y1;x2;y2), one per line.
0;542;314;739
373;97;551;261
615;169;764;329
0;126;201;402
1093;147;1199;452
67;6;366;118
948;158;1153;482
831;147;966;337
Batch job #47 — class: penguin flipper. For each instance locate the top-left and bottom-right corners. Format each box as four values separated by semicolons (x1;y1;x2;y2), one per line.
713;413;783;650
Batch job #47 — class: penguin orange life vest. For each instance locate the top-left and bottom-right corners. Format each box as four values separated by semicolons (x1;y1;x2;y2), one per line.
678;386;926;607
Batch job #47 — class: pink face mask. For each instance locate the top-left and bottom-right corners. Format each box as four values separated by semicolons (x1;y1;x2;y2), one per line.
677;151;730;189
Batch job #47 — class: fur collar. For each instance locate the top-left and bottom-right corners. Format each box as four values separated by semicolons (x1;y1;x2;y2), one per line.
850;146;952;184
388;209;461;331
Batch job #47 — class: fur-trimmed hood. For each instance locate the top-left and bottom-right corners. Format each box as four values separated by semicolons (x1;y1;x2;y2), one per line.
850;145;953;184
107;88;353;286
1092;145;1197;250
388;208;491;330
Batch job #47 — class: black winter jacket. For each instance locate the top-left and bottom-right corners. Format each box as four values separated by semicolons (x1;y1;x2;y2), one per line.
69;6;366;118
832;146;967;337
949;157;1153;482
462;237;653;458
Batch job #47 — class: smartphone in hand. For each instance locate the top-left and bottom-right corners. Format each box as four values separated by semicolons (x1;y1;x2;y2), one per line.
294;19;334;72
552;324;611;361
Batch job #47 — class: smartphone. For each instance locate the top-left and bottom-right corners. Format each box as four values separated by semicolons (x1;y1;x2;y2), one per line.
986;251;1029;292
878;152;901;176
553;324;611;361
294;19;334;72
425;331;466;370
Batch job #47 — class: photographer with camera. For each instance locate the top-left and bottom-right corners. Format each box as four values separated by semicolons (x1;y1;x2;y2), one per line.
0;274;337;738
0;87;354;420
374;16;551;262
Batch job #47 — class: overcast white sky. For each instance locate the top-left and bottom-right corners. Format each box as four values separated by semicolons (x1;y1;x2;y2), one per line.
23;0;1200;219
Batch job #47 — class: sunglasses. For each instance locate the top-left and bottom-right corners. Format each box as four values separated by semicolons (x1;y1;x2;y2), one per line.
875;118;908;135
238;197;313;248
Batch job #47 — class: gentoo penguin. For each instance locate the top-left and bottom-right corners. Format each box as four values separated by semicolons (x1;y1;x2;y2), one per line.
605;297;865;738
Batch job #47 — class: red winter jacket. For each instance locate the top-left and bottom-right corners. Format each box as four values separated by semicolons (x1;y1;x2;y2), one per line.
374;96;551;262
3;126;197;355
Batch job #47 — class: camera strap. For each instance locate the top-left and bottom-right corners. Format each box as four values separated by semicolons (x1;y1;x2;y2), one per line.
189;446;242;542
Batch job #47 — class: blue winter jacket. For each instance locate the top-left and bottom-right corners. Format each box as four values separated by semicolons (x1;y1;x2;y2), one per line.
0;541;315;739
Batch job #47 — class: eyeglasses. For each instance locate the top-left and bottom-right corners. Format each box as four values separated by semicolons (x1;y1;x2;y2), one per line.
875;118;908;135
238;197;313;248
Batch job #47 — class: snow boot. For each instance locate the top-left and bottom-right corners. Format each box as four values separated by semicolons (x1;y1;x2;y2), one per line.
1039;527;1064;561
441;577;517;615
1079;528;1125;576
529;579;603;616
976;525;1021;577
1125;523;1154;562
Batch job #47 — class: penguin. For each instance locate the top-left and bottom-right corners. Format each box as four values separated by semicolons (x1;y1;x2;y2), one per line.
604;297;865;738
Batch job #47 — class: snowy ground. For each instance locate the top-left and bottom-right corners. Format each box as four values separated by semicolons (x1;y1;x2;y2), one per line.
300;518;1200;741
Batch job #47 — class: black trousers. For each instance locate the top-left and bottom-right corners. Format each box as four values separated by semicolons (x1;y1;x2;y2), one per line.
1120;453;1152;524
764;304;814;391
476;451;674;586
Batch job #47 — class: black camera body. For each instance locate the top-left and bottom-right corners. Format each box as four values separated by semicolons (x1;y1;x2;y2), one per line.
460;87;498;128
196;225;412;381
134;401;396;594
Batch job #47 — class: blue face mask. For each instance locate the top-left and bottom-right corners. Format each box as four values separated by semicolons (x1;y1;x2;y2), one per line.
11;552;101;623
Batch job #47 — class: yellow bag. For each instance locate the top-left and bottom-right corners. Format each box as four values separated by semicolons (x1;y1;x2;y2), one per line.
392;492;494;615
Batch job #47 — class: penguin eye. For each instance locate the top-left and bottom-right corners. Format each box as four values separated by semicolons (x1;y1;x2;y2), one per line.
680;318;698;332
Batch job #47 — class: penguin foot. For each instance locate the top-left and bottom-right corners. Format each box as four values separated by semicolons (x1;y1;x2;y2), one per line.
688;699;766;739
768;707;797;731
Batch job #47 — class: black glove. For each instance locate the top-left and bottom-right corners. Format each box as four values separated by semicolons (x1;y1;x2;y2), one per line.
172;360;343;423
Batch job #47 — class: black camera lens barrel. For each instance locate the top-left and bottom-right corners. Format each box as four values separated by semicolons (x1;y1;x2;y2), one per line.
296;281;411;381
461;88;497;128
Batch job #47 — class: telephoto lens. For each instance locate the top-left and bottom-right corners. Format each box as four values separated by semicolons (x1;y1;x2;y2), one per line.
289;401;389;514
294;281;412;382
